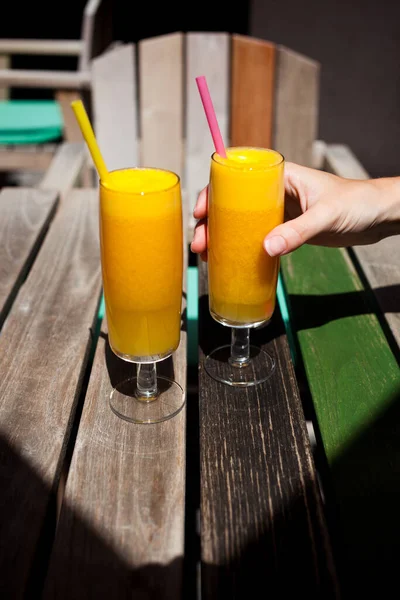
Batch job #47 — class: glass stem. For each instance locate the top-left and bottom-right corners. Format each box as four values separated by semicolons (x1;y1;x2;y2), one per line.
136;362;158;401
229;327;250;368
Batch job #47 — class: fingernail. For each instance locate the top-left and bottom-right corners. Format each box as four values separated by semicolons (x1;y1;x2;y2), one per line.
264;236;287;257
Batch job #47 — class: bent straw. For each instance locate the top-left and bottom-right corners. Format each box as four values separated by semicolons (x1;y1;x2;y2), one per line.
195;75;227;158
70;100;109;182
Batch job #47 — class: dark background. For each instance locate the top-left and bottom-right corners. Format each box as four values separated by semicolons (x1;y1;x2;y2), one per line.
1;0;399;177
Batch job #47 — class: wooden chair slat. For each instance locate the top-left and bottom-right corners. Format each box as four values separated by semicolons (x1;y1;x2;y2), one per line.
38;142;88;196
43;221;188;599
92;43;138;171
185;32;230;219
0;148;54;171
198;262;340;598
0;190;101;597
0;188;57;329
273;46;320;165
230;35;275;148
139;33;183;177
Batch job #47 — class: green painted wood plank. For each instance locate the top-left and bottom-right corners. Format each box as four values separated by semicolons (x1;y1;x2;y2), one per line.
280;244;400;595
282;245;399;460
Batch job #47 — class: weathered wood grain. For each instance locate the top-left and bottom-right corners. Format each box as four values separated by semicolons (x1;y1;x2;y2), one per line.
0;190;102;599
198;262;339;598
92;43;138;172
0;187;58;329
39;142;87;196
139;33;183;177
273;46;320;166
43;214;188;599
185;32;229;221
324;143;400;348
231;35;275;148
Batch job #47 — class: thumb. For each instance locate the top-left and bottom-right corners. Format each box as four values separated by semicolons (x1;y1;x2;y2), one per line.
264;204;333;257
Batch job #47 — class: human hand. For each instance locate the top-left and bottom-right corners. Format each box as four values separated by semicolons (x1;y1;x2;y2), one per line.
191;162;400;260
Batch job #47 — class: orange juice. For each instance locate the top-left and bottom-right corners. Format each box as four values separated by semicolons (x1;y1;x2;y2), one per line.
208;147;284;327
100;168;183;361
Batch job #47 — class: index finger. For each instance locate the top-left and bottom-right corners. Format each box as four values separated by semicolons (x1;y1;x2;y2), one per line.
193;186;208;219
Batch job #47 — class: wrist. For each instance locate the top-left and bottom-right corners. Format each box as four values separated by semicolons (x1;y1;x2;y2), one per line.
371;176;400;231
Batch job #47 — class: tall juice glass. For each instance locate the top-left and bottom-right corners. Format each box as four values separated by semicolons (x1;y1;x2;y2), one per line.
205;147;284;386
100;167;185;422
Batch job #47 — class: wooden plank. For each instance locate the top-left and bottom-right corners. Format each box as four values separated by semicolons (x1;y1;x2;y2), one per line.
230;35;275;148
186;33;229;222
0;189;102;599
273;46;320;166
324;144;369;179
0;188;57;329
92;43;138;171
0;69;90;89
0;39;82;56
39;142;87;195
139;33;183;177
43;228;188;600
0;54;9;100
55;91;86;142
312;139;327;169
198;262;340;598
280;242;400;596
0;146;54;171
324;144;400;348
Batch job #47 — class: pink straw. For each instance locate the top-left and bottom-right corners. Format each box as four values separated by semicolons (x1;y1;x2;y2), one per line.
195;75;227;158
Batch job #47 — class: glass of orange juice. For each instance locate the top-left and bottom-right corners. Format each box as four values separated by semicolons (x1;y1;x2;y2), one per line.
205;146;284;387
100;167;185;422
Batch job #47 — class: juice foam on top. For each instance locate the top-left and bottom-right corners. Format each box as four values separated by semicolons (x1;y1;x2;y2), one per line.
214;147;283;170
102;168;179;194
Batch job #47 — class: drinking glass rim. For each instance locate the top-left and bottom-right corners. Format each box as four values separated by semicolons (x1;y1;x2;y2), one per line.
99;167;181;194
211;146;284;170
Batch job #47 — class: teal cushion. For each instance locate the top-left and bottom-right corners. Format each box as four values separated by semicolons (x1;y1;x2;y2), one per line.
0;100;63;144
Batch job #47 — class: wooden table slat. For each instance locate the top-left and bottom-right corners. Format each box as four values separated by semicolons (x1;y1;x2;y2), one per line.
0;187;58;329
43;220;188;599
0;189;102;599
198;262;339;598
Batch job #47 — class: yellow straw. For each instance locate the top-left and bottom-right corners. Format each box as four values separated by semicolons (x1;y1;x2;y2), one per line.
70;100;109;182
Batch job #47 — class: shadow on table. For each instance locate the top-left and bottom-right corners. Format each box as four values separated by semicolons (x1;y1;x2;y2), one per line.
0;433;185;599
2;285;399;598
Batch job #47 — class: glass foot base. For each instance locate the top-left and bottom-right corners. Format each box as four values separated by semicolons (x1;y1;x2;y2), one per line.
110;376;185;424
204;345;275;387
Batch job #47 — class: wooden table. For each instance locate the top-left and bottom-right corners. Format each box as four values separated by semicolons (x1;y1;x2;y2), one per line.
0;184;340;599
